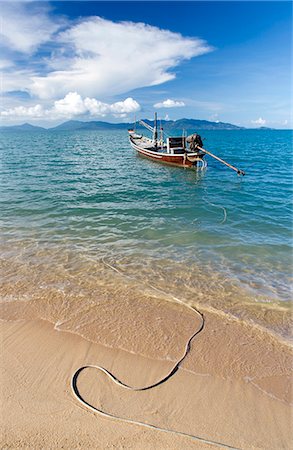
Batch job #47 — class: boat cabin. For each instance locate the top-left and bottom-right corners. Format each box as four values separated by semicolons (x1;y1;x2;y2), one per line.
167;137;186;154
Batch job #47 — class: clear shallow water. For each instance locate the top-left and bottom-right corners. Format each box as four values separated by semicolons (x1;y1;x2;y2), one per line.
0;129;292;342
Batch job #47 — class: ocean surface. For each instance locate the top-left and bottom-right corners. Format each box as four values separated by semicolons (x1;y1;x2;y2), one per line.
0;128;292;346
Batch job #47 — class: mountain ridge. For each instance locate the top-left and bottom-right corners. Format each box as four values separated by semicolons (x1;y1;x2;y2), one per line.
0;118;277;132
0;122;47;132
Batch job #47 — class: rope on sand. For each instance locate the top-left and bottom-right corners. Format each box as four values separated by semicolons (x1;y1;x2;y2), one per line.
71;258;240;450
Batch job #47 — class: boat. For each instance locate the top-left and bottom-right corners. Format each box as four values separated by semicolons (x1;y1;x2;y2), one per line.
128;113;207;170
128;113;245;175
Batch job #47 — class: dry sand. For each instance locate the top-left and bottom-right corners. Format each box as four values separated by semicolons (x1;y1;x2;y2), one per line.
1;306;292;449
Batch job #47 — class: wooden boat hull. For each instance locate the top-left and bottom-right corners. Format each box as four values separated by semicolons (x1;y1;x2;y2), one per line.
129;137;206;169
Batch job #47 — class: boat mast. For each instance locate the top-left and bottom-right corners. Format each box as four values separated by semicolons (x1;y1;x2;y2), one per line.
159;119;164;148
153;112;158;148
182;128;186;151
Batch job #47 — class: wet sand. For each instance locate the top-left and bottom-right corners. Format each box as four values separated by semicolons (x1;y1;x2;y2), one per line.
1;303;292;449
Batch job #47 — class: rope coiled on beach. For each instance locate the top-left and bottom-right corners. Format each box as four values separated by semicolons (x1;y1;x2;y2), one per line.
71;258;240;450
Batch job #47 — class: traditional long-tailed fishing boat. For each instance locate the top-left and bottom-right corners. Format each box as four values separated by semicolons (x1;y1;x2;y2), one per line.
128;113;207;169
128;113;245;175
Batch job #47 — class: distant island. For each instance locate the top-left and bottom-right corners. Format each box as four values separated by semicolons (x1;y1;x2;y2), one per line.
0;118;276;133
0;123;47;132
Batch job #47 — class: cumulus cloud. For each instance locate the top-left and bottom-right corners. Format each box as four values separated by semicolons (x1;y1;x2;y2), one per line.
251;117;266;126
1;2;62;54
53;92;87;116
153;99;185;108
1;104;45;118
53;93;140;117
0;93;141;120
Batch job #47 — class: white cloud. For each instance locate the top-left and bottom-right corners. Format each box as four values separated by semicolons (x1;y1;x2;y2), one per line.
0;59;14;70
1;2;62;54
0;68;36;94
53;92;87;116
52;93;140;117
0;93;141;120
1;8;212;121
251;117;266;126
29;17;212;99
1;104;45;118
154;99;185;108
109;97;141;114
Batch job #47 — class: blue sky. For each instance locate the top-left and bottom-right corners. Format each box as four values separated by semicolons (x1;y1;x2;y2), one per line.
0;1;291;128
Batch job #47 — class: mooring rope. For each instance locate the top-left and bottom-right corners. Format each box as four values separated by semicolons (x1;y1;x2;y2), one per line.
71;258;240;449
202;189;227;225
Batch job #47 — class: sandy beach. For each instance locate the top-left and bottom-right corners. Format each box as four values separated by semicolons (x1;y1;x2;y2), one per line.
1;302;292;450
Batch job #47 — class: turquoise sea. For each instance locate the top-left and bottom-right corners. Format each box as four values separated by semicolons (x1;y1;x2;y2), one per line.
0;128;292;343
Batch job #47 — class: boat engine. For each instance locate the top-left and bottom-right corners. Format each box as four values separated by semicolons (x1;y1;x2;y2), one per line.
186;133;203;151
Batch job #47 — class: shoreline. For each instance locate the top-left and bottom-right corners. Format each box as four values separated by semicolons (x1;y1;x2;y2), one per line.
1;244;292;348
1;302;292;449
